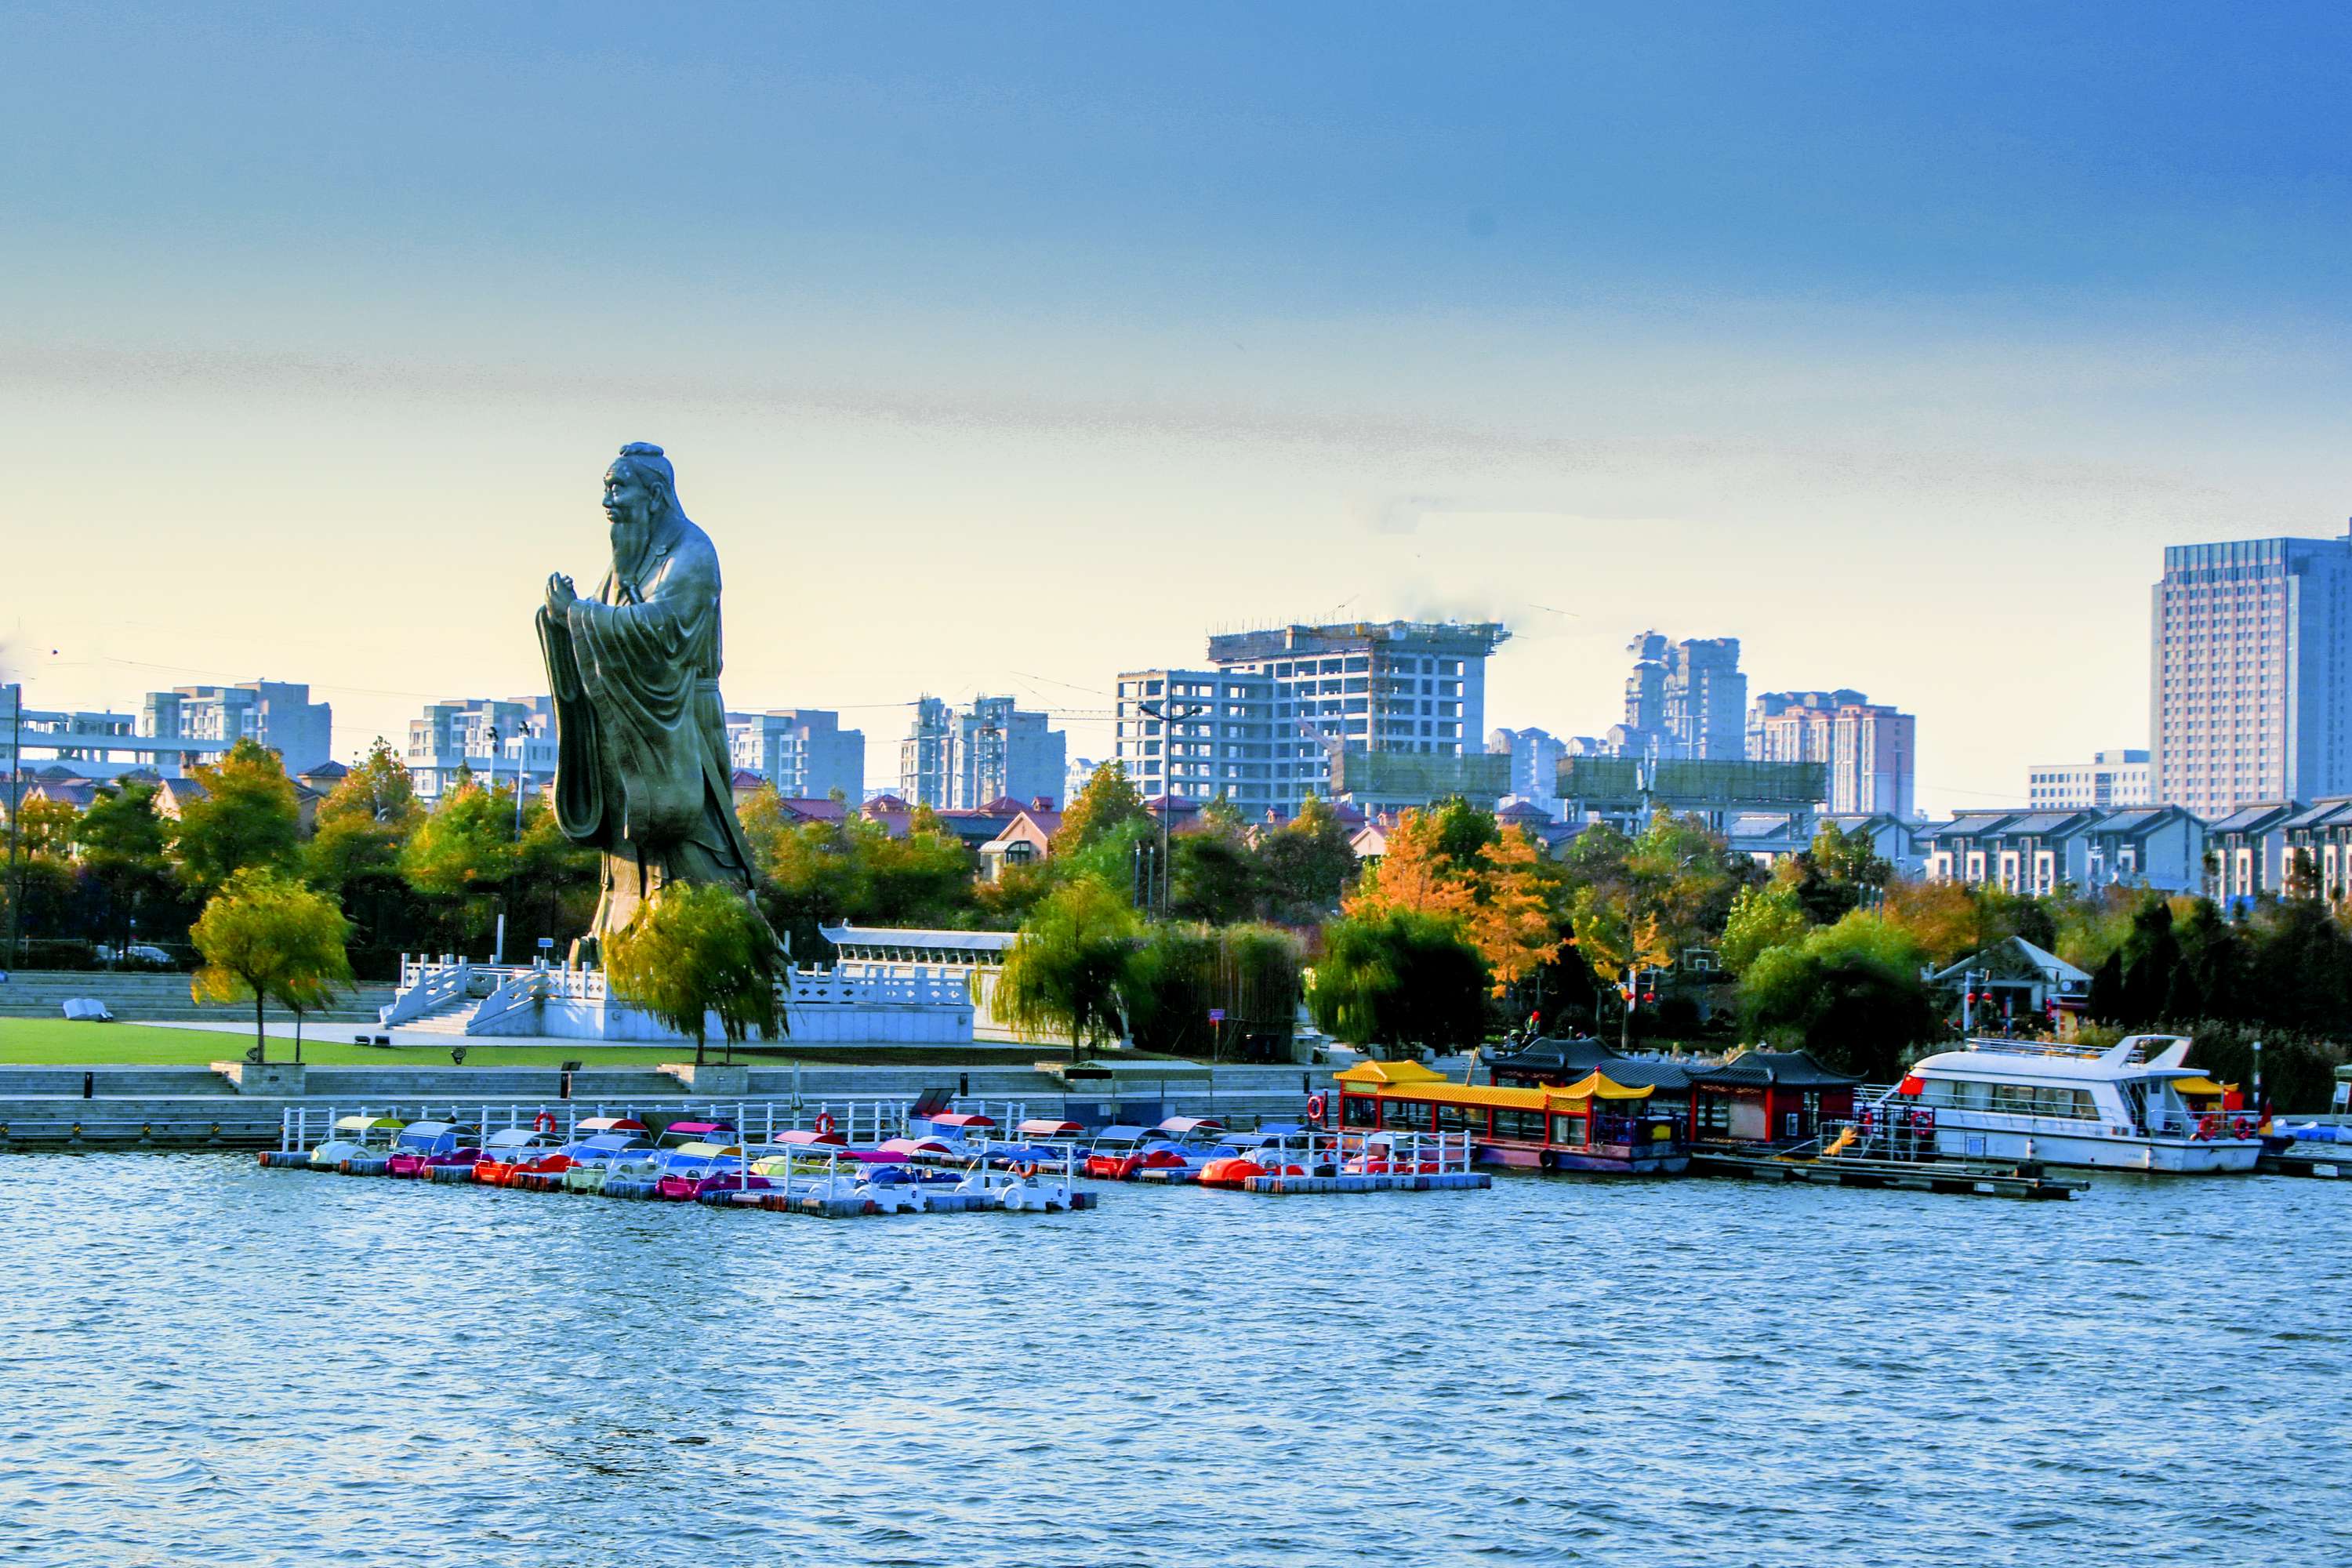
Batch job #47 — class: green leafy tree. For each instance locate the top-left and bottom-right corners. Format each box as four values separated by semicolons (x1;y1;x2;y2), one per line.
76;781;178;960
506;798;602;957
1737;910;1936;1080
1128;920;1302;1057
175;738;301;895
400;778;519;949
189;867;354;1062
2117;897;2181;1027
1308;909;1489;1051
1053;761;1148;854
1171;797;1260;925
1788;822;1892;924
860;816;981;927
306;740;429;973
996;874;1147;1062
1254;795;1359;922
1719;882;1809;976
604;882;784;1063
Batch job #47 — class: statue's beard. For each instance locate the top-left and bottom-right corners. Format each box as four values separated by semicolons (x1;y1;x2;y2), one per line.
609;515;653;582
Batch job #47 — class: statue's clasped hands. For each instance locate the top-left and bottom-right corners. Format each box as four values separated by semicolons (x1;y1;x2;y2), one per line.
546;572;577;616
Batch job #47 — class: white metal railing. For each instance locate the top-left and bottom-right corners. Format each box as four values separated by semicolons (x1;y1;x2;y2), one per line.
384;956;973;1021
274;1095;1043;1156
379;960;474;1025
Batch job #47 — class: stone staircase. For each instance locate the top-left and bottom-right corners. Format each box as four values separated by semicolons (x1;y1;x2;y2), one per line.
0;971;395;1022
400;1000;481;1036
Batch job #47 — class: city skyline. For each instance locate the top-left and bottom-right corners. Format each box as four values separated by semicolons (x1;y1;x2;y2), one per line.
6;5;2350;818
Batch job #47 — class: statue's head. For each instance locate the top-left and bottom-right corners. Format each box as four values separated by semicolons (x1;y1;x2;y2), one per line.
603;442;680;539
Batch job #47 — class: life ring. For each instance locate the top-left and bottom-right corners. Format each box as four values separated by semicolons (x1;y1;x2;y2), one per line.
1306;1093;1327;1124
532;1112;557;1134
1011;1161;1039;1179
2231;1116;2256;1139
2195;1114;2220;1141
814;1111;836;1136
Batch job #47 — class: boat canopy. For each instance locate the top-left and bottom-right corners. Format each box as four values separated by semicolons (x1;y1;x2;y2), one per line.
662;1120;735;1137
1090;1124;1152;1141
928;1112;996;1130
2170;1075;2230;1098
576;1116;648;1134
333;1115;406;1132
1557;1071;1655;1102
1352;1080;1554;1111
1157;1116;1224;1135
875;1136;953;1156
481;1127;550;1152
773;1128;850;1146
397;1120;457;1138
1333;1058;1449;1087
1018;1119;1086;1138
576;1133;643;1152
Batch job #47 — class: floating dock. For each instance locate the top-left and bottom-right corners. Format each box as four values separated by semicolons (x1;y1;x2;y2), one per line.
2259;1147;2348;1179
1239;1171;1490;1195
1690;1149;2086;1200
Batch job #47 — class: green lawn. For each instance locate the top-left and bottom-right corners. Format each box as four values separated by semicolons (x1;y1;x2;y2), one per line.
0;1018;1078;1069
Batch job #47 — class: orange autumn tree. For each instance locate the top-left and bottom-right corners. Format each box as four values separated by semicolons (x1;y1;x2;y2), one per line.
1349;805;1564;1000
1467;824;1565;998
1345;806;1473;924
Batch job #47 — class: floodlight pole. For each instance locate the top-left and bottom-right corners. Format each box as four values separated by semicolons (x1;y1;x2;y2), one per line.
5;684;22;967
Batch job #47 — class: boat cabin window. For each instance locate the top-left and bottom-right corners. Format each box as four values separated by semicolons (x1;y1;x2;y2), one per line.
1435;1103;1487;1134
1550;1112;1588;1147
1492;1108;1545;1141
1381;1099;1434;1131
1343;1095;1378;1128
1919;1080;2096;1119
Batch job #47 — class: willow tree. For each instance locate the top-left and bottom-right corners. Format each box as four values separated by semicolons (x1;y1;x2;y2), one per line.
996;874;1145;1063
604;883;784;1064
190;868;354;1063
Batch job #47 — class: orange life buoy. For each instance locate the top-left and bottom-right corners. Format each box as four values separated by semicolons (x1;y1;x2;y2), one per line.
532;1112;557;1134
815;1110;836;1136
2231;1116;2256;1139
1011;1161;1039;1179
1306;1093;1327;1124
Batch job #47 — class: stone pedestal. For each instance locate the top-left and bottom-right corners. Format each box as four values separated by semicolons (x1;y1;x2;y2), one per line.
211;1060;307;1095
662;1062;751;1095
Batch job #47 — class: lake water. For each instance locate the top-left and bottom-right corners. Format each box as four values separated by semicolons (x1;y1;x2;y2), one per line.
0;1155;2343;1566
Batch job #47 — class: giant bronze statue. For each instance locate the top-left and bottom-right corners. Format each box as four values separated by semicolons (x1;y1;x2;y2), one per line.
537;442;760;956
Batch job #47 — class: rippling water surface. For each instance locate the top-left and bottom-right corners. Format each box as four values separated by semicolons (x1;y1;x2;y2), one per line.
0;1156;2344;1566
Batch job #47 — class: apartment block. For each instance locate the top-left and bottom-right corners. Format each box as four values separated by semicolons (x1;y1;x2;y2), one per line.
728;709;864;801
142;680;333;775
1748;689;1916;820
898;695;1065;811
1114;619;1508;817
2151;531;2352;816
2025;749;2151;811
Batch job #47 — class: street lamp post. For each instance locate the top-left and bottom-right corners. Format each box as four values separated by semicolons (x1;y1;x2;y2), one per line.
1134;697;1210;916
4;684;22;969
485;725;507;965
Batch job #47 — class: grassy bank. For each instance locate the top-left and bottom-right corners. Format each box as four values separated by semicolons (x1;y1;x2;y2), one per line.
0;1019;1083;1069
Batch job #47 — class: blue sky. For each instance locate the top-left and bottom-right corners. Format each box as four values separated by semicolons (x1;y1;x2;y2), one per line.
5;2;2348;808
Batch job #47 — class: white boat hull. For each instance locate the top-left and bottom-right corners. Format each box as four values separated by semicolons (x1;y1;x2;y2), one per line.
1933;1124;2259;1174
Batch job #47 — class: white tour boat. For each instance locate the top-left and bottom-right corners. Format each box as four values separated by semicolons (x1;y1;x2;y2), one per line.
1864;1034;2261;1174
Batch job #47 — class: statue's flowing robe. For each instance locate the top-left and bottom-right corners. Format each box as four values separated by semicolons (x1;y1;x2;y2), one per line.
535;516;756;942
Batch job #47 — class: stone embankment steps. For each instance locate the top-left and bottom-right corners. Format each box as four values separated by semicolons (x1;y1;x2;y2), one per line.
0;971;394;1022
0;1067;238;1098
